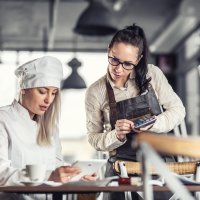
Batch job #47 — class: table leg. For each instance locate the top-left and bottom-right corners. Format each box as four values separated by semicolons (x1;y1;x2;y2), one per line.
52;193;63;200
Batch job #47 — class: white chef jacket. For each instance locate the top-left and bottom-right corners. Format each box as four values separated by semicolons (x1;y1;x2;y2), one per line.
0;99;64;186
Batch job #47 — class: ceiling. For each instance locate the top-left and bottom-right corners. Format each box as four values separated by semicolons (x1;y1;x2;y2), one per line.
0;0;199;53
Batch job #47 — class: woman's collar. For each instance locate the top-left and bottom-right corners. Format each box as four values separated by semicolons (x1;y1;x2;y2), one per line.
12;99;33;120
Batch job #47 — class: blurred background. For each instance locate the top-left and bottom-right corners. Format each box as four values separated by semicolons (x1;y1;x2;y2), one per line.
0;0;199;163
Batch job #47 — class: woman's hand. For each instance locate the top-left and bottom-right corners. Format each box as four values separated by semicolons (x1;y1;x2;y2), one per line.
115;119;134;141
80;173;97;181
48;165;81;183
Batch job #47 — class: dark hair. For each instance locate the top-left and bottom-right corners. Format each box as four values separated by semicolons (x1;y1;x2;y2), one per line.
108;23;151;94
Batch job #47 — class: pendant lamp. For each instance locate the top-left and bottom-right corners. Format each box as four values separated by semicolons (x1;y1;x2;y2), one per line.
62;57;86;89
74;0;118;36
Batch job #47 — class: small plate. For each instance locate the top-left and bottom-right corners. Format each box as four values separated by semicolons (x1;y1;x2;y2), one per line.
19;180;43;186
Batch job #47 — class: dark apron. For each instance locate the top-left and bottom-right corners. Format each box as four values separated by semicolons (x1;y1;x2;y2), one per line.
104;80;173;200
106;79;162;163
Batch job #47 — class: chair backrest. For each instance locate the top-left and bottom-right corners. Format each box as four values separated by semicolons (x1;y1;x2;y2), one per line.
135;131;200;159
173;120;190;162
114;129;198;176
173;120;188;138
114;159;197;175
134;131;200;200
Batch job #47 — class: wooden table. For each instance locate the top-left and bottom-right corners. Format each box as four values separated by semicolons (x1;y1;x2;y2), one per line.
1;184;200;200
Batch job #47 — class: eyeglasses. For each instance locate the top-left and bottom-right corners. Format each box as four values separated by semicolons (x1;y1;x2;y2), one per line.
108;56;136;70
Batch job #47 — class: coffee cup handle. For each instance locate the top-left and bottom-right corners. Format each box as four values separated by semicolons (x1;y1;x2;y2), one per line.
21;168;28;177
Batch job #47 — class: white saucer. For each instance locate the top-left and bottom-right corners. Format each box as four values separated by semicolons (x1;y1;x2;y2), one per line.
19;180;43;186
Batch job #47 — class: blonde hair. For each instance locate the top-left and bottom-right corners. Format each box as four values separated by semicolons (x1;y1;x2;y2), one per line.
19;90;61;146
35;91;61;146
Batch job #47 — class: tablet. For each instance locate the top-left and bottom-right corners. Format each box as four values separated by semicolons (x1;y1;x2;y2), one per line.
70;159;106;181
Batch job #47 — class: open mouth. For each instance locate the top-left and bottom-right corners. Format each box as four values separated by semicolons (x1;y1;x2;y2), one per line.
40;106;48;111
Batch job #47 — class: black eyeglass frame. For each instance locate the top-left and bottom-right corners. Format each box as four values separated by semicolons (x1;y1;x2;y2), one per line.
108;56;137;70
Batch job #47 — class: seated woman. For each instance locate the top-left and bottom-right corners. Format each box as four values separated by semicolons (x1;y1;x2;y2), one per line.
0;56;96;199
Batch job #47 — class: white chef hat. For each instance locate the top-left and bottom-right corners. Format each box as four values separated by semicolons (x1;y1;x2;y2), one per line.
15;56;63;89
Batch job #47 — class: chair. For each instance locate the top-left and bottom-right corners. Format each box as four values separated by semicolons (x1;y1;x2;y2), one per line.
173;120;188;138
115;120;196;177
133;131;200;200
173;120;190;162
115;120;195;200
115;120;191;173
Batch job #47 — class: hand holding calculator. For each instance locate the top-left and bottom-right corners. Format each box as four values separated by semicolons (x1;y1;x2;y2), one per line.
134;115;156;129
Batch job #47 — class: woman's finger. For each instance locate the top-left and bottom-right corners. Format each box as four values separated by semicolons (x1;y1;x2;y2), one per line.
81;173;97;181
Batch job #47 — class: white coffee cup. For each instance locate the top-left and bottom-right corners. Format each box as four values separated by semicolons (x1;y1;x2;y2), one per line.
23;164;46;182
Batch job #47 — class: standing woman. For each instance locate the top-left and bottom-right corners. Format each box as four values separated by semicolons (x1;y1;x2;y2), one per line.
0;56;93;199
85;24;185;200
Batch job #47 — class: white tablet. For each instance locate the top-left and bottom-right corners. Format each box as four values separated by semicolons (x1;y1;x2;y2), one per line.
70;159;106;181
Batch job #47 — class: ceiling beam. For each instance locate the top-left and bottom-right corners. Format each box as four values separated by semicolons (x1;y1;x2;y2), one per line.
48;0;60;50
149;0;200;53
149;15;198;53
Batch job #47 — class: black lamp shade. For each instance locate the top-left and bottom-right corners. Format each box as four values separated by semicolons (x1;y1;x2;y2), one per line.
62;58;86;89
62;72;86;89
74;1;118;36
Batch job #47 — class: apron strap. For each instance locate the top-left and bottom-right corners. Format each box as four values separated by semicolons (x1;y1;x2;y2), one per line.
106;80;117;129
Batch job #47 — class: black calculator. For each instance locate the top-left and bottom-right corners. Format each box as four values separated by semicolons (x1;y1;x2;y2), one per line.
134;116;156;129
